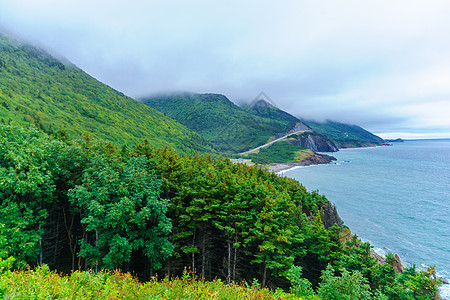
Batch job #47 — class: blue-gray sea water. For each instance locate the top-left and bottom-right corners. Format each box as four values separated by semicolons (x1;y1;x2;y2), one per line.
282;139;450;298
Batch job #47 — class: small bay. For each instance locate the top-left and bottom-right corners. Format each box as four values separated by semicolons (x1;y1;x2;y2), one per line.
283;139;450;298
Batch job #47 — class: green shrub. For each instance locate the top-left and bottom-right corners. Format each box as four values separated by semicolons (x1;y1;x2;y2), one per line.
1;266;301;300
316;265;387;300
286;266;318;299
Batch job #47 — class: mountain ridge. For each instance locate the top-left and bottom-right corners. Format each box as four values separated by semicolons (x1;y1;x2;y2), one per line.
141;93;383;159
140;93;314;153
302;119;384;148
0;32;214;155
244;98;383;149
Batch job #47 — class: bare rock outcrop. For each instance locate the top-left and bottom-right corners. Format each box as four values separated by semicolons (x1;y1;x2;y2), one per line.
288;132;339;152
392;253;405;273
370;250;404;273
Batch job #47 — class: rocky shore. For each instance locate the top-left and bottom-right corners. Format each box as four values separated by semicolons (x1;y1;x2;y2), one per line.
267;152;337;173
270;142;400;174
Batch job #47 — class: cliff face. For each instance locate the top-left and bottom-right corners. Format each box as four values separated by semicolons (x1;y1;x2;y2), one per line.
322;203;344;229
288;132;339;152
303;120;384;148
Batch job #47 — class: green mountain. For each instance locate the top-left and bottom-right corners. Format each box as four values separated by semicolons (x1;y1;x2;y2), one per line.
0;33;214;155
245;99;338;152
243;98;302;129
246;99;382;149
141;93;309;153
303;120;384;148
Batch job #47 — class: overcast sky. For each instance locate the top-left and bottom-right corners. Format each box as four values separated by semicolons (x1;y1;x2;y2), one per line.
1;0;450;139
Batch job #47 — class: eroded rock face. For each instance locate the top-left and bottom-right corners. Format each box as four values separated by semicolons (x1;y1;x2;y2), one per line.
371;250;386;265
301;153;337;166
393;253;405;273
288;132;339;152
322;202;344;229
370;250;405;273
344;230;406;274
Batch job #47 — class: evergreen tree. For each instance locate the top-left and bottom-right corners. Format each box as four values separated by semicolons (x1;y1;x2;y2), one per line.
68;155;172;270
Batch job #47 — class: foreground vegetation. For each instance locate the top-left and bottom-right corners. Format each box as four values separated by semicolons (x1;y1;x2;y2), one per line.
0;123;442;299
0;258;441;300
0;123;334;284
0;260;298;300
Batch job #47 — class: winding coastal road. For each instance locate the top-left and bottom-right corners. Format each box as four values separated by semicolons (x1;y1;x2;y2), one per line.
238;129;309;155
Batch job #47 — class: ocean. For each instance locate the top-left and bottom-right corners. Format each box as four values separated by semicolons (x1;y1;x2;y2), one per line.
282;139;450;298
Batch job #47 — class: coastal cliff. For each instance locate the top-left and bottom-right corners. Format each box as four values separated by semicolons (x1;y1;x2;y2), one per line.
341;228;406;274
288;132;339;152
267;151;337;173
303;120;384;148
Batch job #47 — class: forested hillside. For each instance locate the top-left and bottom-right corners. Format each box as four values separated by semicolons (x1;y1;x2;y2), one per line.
0;123;335;284
141;93;384;156
304;120;384;148
141;93;308;153
0;124;442;299
0;33;214;155
243;98;304;130
246;99;383;149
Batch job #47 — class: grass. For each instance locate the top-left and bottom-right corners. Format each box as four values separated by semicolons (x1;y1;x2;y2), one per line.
294;149;315;161
1;265;302;300
248;141;310;164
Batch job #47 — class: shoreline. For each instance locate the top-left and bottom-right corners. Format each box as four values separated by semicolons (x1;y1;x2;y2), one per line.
267;153;337;174
270;161;334;174
273;142;450;299
274;143;395;174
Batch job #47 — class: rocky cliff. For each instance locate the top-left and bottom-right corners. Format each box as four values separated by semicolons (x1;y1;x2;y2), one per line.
288;132;339;152
322;203;345;229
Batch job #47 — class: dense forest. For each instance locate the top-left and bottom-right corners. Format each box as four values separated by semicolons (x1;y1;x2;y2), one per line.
0;124;442;299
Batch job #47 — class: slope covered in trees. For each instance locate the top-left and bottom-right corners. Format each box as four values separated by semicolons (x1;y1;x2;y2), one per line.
140;93;309;153
143;93;384;154
0;123;335;284
245;98;384;149
0;124;442;299
0;33;213;155
242;98;303;130
304;120;384;148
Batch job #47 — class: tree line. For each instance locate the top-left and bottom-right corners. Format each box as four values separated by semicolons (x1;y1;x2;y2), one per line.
0;123;442;299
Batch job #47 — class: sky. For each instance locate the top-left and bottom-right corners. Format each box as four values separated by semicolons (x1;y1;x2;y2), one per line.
1;0;450;139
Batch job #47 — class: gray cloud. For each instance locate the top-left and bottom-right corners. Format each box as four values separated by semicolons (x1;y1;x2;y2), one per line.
1;0;450;138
